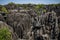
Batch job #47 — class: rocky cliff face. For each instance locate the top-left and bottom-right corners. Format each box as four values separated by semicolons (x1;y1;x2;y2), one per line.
6;12;32;39
32;11;59;40
0;9;60;40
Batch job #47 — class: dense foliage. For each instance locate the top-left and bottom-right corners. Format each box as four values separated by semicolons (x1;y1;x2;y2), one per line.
1;7;8;13
0;27;12;40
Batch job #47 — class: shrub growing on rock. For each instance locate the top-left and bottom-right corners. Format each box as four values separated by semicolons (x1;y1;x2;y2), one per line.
1;7;8;13
0;27;12;40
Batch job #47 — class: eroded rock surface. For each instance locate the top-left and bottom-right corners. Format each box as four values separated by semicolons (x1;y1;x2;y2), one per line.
0;10;60;40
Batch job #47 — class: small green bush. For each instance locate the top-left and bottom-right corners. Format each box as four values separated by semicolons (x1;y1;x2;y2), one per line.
0;27;12;40
1;7;8;13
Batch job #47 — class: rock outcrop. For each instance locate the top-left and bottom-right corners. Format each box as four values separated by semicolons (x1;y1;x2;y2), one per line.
0;9;60;40
27;11;59;40
0;21;18;40
6;10;33;39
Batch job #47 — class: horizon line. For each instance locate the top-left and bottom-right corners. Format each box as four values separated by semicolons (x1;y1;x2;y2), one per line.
0;2;60;5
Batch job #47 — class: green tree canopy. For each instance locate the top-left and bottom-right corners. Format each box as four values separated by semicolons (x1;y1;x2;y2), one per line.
8;2;15;5
1;7;8;13
35;4;44;10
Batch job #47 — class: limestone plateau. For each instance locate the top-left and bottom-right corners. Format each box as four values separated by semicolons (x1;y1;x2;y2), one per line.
0;3;60;40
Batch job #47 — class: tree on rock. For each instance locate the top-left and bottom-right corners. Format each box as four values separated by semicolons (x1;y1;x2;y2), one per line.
1;7;8;13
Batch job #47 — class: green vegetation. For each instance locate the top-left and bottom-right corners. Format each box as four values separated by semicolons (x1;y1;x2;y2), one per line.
48;3;60;6
0;2;60;14
43;9;47;13
0;27;12;40
34;4;45;15
1;7;8;13
8;2;15;5
35;4;44;10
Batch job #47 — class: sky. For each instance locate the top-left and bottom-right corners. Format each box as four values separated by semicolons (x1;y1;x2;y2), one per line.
0;0;60;5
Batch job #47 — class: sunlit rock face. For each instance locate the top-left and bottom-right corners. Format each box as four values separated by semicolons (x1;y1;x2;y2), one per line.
0;9;59;40
45;5;60;16
6;10;37;39
27;11;59;40
0;4;60;40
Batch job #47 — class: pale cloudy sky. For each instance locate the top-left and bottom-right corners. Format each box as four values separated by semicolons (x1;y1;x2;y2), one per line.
0;0;60;5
